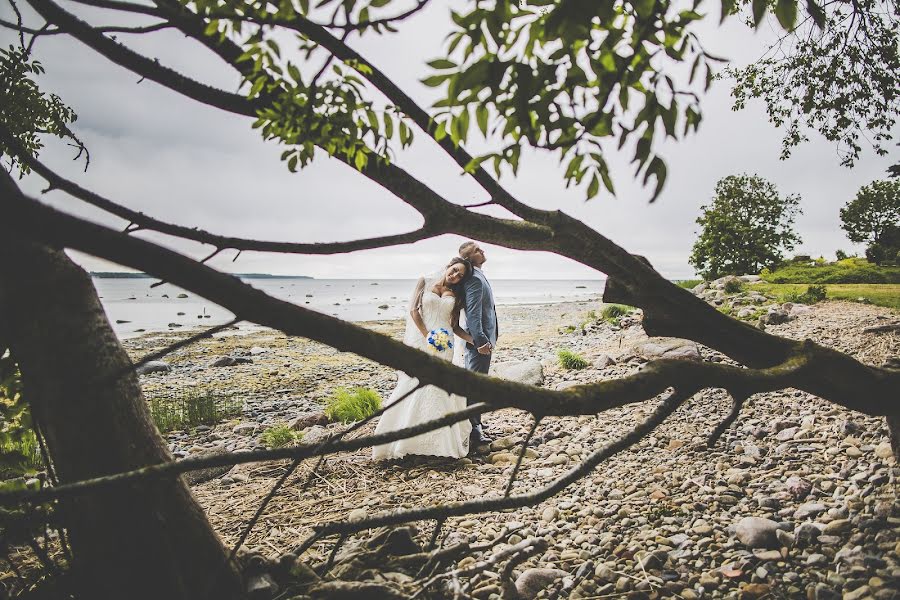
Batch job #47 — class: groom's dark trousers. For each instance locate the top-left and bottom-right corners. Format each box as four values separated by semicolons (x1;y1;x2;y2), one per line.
462;267;498;429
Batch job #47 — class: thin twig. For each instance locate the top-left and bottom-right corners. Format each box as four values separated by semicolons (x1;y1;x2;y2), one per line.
504;416;541;497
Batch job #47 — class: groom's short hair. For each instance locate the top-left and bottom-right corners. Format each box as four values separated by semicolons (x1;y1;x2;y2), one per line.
459;241;477;259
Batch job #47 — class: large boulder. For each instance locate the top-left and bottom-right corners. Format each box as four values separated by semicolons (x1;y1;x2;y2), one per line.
515;568;568;599
491;360;544;386
632;338;701;361
735;516;779;549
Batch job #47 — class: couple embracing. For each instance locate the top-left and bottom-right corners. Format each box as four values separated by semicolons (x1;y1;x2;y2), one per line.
372;241;497;460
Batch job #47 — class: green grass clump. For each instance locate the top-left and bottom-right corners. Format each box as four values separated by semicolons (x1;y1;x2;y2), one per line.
723;278;745;294
557;349;589;370
753;283;900;310
149;389;242;433
324;387;381;423
675;279;703;289
780;284;827;304
600;304;632;323
762;258;900;284
260;424;302;448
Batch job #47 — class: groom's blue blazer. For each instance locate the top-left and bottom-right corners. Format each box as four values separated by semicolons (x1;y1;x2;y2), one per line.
463;268;498;349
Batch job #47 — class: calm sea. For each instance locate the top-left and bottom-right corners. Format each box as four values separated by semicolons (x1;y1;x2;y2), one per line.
92;277;607;338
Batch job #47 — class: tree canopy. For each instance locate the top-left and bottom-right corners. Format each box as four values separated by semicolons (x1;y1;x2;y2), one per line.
690;174;801;279
840;179;900;246
726;0;899;167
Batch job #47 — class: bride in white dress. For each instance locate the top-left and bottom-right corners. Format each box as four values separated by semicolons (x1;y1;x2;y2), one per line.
372;258;474;460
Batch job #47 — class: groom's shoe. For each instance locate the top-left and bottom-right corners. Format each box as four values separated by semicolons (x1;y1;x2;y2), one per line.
470;424;492;445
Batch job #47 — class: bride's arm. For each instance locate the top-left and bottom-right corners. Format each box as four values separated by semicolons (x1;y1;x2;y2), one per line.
410;277;429;338
452;304;473;344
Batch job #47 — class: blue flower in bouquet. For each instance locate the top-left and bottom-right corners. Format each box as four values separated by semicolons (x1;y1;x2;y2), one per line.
427;328;453;352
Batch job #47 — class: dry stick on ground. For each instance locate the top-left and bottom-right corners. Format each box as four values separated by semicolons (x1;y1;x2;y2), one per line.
504;416;542;497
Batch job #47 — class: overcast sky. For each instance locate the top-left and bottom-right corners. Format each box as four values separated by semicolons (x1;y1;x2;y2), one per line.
5;1;896;279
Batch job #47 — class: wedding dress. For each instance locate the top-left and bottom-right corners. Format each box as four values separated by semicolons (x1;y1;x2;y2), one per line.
372;276;472;460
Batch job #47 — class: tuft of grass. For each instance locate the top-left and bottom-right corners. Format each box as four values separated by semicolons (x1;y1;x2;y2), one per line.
675;279;703;289
0;429;42;479
723;278;744;294
557;349;589;370
324;387;381;423
600;304;632;324
260;424;302;448
148;389;242;433
780;284;827;305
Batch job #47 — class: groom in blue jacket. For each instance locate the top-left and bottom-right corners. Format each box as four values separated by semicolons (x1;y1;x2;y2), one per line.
459;241;497;446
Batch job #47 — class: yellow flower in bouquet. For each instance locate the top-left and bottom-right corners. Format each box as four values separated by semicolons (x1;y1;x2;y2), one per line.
426;328;453;352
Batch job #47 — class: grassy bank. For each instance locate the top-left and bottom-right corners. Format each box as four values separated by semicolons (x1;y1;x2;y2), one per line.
752;283;900;310
761;258;900;284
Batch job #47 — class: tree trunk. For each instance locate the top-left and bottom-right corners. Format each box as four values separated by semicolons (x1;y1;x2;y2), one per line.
0;205;242;597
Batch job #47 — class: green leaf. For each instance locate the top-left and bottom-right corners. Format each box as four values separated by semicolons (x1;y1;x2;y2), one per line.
586;173;600;200
752;0;767;26
399;121;412;146
774;0;797;29
645;156;667;202
427;59;457;70
421;74;449;87
434;121;447;142
719;0;735;22
354;150;368;170
806;0;826;27
476;104;489;137
383;113;394;138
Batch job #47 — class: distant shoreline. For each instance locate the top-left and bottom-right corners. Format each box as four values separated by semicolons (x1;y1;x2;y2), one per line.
90;272;314;280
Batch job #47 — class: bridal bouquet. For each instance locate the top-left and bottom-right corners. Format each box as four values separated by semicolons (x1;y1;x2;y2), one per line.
427;328;453;353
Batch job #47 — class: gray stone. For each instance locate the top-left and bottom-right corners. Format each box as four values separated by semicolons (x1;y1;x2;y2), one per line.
232;423;258;436
289;412;328;430
785;476;812;499
794;522;822;547
794;502;827;519
136;360;171;375
632;338;701;361
246;573;278;598
212;356;253;367
491;360;544;386
515;568;568;599
735;516;779;549
761;308;790;325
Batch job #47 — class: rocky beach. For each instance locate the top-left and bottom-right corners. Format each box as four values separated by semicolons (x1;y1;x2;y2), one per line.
125;292;899;600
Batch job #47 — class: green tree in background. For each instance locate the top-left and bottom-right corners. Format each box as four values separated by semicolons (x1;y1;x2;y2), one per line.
690;174;802;279
840;179;900;265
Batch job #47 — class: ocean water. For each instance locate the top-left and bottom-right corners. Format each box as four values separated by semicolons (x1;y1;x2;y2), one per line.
92;277;606;338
